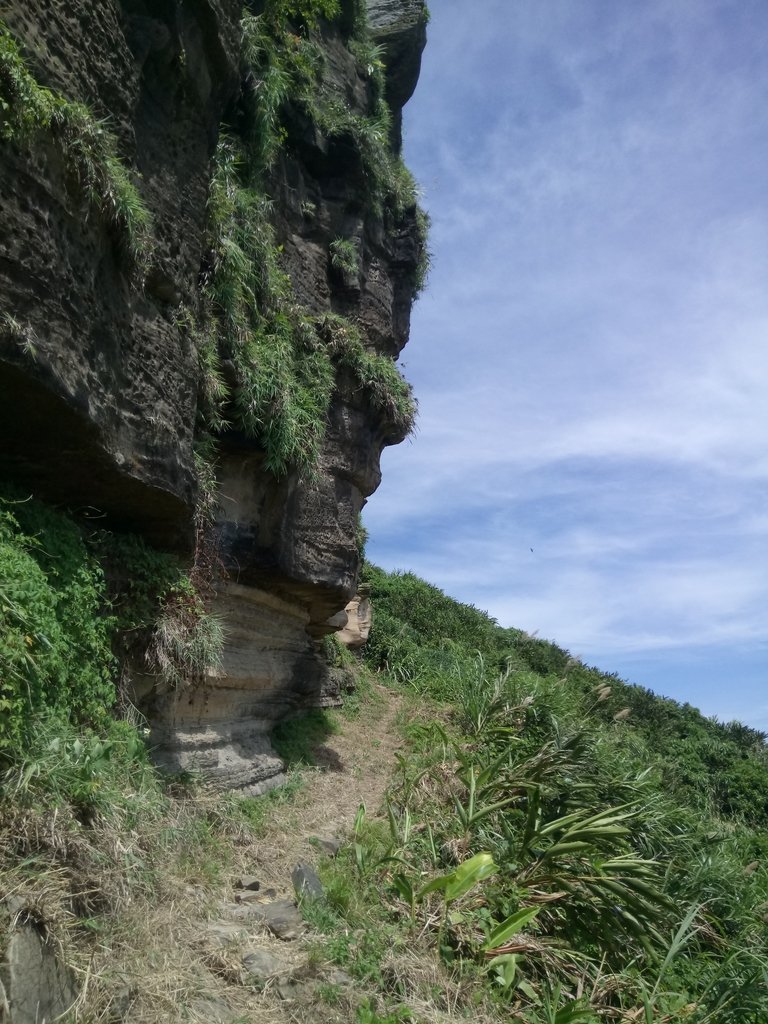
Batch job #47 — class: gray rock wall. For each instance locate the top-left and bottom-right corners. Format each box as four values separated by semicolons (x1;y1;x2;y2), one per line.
0;0;242;546
0;0;426;791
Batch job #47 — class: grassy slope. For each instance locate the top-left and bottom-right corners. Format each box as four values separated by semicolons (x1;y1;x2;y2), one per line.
316;562;768;1023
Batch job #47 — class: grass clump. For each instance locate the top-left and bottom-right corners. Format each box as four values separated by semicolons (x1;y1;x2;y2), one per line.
0;21;152;269
318;313;416;436
330;236;361;277
146;577;225;690
202;138;335;471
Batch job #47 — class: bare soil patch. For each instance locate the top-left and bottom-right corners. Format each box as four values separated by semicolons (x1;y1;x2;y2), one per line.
252;686;404;896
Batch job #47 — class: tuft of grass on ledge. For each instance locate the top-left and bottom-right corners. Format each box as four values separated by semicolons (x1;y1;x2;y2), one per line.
0;21;153;270
317;312;416;438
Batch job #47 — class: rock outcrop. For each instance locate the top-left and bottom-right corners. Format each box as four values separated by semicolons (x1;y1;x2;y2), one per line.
0;918;78;1024
0;0;427;792
336;584;373;648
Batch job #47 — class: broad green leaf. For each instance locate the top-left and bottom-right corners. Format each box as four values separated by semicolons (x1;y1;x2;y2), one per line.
488;953;518;989
353;801;366;835
392;872;414;904
483;905;541;950
554;1001;597;1024
418;852;497;903
444;852;497;902
517;978;539;1002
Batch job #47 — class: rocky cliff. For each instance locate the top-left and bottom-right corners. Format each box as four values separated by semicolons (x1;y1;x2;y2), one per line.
0;0;427;792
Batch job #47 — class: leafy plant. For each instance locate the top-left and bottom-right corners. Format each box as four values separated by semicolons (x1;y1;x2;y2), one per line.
0;491;116;754
329;236;360;277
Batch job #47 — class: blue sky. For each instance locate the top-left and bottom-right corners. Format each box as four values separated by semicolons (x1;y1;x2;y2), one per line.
364;0;768;729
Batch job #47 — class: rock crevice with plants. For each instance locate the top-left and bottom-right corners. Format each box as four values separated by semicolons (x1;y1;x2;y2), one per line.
0;0;429;791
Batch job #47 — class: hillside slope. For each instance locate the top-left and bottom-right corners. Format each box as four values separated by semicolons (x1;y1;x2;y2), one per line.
327;563;768;1022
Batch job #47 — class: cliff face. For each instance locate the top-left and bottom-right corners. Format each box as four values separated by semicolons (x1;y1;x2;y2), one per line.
0;0;427;791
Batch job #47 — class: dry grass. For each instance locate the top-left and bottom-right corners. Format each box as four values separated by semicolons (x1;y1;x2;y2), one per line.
0;685;418;1023
380;946;501;1024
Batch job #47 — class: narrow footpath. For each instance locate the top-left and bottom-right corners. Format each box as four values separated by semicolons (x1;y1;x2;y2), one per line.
123;685;406;1024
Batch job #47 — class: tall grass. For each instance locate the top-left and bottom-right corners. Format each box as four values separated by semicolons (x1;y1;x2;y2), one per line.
336;564;768;1022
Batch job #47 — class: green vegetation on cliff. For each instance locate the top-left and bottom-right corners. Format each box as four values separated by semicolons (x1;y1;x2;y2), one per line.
195;2;423;475
0;20;152;268
0;490;222;758
0;493;115;751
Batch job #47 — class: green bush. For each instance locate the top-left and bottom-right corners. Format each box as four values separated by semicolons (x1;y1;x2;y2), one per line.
0;488;225;759
0;492;116;753
347;565;768;1018
363;562;768;831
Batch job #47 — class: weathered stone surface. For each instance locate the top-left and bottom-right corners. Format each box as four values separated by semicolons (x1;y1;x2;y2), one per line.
234;889;265;905
190;996;239;1023
0;1;241;547
0;978;9;1020
144;582;327;791
256;900;305;941
291;863;324;900
0;923;78;1024
242;949;287;983
206;921;252;947
311;836;344;857
337;585;373;648
222;899;304;941
277;977;318;1001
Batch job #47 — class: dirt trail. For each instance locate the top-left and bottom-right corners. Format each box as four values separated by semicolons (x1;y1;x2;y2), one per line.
253;686;404;894
91;686;407;1024
182;685;408;1024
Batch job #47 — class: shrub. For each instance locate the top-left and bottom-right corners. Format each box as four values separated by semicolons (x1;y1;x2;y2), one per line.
0;491;116;754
